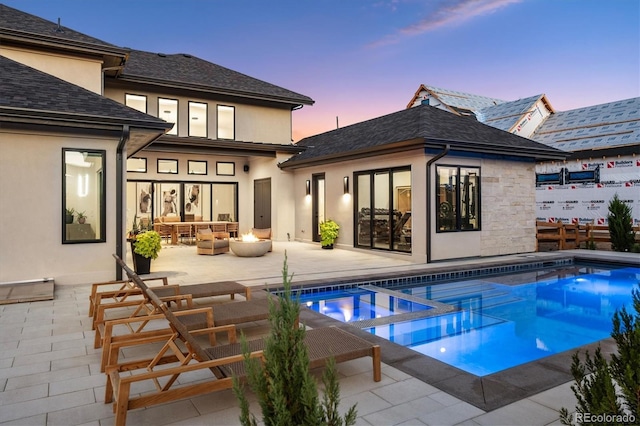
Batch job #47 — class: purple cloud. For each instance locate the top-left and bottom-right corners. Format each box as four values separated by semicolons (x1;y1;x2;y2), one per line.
369;0;523;47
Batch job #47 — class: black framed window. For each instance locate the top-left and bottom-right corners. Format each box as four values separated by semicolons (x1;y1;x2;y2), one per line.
188;160;207;175
354;166;411;252
436;165;480;232
217;105;235;140
63;148;106;243
189;101;207;137
159;98;178;135
125;94;147;113
158;159;178;174
216;161;235;176
127;157;147;173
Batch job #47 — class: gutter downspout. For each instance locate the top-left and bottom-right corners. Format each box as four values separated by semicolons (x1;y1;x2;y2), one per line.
425;144;450;264
116;125;130;280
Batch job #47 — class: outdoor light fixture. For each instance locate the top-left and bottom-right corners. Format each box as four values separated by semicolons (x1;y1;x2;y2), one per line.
343;176;349;194
305;180;311;196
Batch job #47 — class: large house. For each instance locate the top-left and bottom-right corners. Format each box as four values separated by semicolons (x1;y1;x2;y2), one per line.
407;85;640;227
0;4;312;284
1;4;568;285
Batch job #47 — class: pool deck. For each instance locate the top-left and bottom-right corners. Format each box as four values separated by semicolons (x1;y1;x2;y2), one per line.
0;242;636;425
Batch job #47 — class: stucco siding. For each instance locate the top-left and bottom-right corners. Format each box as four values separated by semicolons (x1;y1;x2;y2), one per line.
292;150;426;263
0;130;118;285
1;46;103;94
104;87;293;143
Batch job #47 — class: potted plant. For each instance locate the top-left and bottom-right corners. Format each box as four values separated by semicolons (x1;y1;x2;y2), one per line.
76;211;87;224
319;219;340;249
65;207;75;224
130;230;162;274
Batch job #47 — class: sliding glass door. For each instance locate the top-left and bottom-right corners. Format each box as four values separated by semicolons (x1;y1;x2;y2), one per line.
355;167;411;252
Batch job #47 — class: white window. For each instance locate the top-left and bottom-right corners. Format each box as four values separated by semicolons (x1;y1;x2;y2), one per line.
127;157;147;173
189;102;207;137
217;105;235;140
125;94;147;113
159;98;178;135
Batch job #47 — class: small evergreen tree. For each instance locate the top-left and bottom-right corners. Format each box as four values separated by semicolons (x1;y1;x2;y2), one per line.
232;253;357;426
608;193;636;252
560;285;640;424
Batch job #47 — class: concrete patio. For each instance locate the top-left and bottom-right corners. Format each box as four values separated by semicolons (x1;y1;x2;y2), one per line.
1;241;635;425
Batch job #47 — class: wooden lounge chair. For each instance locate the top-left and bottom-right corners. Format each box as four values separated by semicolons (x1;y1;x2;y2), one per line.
99;307;215;373
105;254;381;426
93;290;269;350
90;279;251;329
88;276;169;318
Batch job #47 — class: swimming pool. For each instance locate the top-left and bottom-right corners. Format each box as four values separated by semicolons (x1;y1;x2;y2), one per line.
301;286;434;323
297;263;640;376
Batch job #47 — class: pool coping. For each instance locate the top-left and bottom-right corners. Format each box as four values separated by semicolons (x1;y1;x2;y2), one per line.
270;251;636;412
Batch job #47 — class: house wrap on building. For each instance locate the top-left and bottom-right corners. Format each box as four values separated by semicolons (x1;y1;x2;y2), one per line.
407;85;640;227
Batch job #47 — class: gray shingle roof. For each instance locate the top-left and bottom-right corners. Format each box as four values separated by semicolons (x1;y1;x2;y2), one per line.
121;50;314;106
281;104;566;168
0;3;123;50
0;55;170;128
1;4;313;107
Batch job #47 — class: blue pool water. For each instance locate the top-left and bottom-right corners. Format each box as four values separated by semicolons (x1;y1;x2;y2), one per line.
298;264;640;376
302;287;432;322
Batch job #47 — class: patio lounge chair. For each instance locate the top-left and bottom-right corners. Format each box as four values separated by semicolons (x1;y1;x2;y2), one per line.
90;279;251;329
88;276;169;318
105;254;381;426
93;289;270;350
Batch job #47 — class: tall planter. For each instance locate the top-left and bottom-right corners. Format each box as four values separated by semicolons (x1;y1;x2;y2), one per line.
132;248;151;275
129;239;150;275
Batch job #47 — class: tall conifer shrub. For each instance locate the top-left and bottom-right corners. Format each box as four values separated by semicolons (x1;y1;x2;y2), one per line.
232;253;357;426
608;193;636;252
560;285;640;424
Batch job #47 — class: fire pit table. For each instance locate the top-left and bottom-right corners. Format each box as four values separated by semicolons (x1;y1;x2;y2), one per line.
229;238;271;257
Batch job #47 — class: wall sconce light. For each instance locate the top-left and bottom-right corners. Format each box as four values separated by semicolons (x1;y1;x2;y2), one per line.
343;176;349;194
305;180;311;196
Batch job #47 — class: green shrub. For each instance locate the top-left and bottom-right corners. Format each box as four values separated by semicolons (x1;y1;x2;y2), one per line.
560;285;640;424
132;230;162;259
320;219;340;247
608;193;636;252
232;253;357;426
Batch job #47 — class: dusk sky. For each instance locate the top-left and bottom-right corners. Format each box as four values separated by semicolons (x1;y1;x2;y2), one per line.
5;0;639;141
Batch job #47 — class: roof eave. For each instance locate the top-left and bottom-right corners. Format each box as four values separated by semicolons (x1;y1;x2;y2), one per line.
0;28;129;58
116;75;314;107
145;135;306;158
279;139;425;170
280;136;568;169
424;137;569;161
0;107;172;131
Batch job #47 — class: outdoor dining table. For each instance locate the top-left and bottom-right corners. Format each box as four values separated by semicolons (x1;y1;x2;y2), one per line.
166;221;238;245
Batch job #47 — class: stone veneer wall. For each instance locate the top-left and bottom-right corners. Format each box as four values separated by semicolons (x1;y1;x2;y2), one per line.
480;159;537;256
